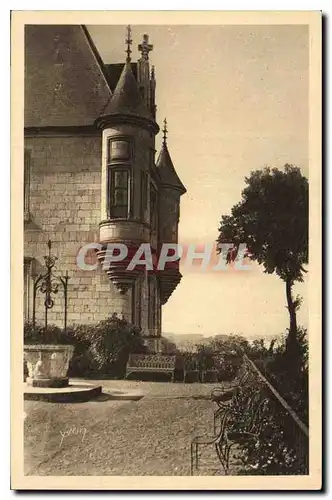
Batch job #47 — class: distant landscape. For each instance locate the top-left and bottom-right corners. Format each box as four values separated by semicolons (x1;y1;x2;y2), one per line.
163;332;265;350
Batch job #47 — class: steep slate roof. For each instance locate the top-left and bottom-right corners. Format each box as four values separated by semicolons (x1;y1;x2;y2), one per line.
156;143;187;194
99;61;152;120
24;25;113;128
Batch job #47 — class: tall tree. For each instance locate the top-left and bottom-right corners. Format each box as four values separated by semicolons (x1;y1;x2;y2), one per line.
217;165;308;355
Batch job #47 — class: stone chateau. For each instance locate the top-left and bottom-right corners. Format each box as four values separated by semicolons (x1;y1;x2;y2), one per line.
24;25;186;352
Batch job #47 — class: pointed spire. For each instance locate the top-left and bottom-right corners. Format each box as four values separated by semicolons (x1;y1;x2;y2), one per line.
156;121;186;194
96;25;159;133
125;25;132;63
100;61;152;120
162;118;168;145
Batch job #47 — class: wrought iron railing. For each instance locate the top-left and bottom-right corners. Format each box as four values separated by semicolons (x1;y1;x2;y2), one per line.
243;354;309;474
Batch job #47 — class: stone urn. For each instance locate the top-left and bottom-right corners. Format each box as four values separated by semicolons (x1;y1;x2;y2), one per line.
24;345;75;388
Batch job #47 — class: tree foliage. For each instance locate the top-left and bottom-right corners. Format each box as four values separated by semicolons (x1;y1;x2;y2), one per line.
218;165;308;280
217;165;308;352
88;313;146;375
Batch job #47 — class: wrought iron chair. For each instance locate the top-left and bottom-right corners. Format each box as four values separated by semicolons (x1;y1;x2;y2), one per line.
212;386;238;434
210;359;255;431
190;405;233;476
216;389;269;475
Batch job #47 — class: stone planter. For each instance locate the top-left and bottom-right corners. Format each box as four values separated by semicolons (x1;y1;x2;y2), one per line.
24;344;75;388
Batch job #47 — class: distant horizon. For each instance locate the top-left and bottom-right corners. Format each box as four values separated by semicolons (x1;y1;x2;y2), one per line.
163;331;286;341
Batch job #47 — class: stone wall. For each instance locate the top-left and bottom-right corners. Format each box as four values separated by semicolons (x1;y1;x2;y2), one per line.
24;132;162;347
24;134;132;327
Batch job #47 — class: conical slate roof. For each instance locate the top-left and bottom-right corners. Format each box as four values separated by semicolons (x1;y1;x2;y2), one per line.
156;143;186;194
100;62;152;120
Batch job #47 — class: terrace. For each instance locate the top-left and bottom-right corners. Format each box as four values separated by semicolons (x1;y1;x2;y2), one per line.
24;355;308;476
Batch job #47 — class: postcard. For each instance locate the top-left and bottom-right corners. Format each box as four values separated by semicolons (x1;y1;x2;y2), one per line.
11;10;322;490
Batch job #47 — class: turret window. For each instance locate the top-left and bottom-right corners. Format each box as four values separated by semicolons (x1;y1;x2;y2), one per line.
108;138;132;162
108;168;131;219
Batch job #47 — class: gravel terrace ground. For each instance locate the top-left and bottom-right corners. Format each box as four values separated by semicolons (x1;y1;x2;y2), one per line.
24;379;235;476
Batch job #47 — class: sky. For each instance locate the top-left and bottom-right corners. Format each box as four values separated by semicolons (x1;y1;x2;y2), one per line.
88;24;309;339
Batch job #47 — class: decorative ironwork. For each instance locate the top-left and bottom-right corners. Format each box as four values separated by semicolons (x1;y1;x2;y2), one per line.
125;25;132;63
126;354;176;382
32;240;70;332
243;354;309;474
190;355;309;475
162;118;168;145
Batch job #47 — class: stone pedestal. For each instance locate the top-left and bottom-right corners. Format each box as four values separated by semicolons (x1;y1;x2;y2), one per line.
24;344;74;388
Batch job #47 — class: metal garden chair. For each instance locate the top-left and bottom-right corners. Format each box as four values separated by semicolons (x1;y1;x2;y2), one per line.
210;361;253;434
216;389;269;475
212;386;238;434
190;405;233;476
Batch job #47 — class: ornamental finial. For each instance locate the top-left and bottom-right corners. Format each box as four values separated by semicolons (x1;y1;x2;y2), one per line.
125;25;132;63
162;118;168;145
138;33;153;61
151;65;155;79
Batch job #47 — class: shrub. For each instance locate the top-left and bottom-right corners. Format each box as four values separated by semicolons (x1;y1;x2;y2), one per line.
24;314;147;379
265;327;308;424
217;357;238;381
225;328;309;474
231;386;307;475
86;314;147;378
24;322;73;346
68;349;98;378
